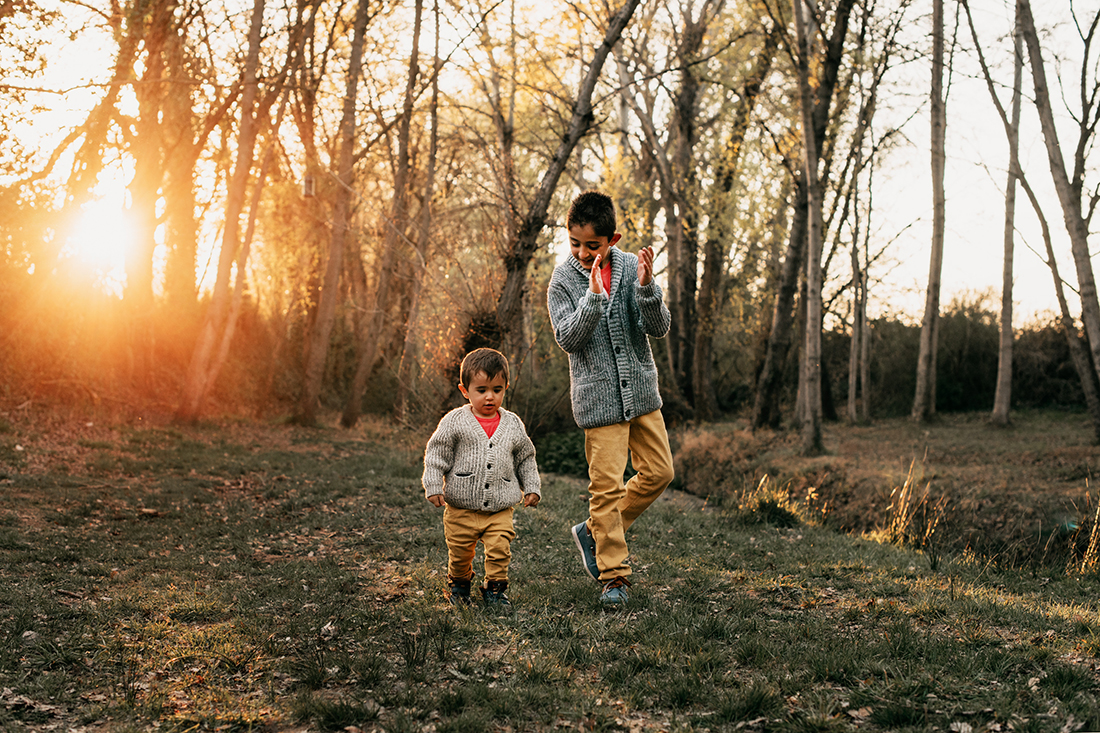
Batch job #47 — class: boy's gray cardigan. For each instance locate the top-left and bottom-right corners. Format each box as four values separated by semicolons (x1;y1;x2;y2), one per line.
422;406;541;513
547;246;671;430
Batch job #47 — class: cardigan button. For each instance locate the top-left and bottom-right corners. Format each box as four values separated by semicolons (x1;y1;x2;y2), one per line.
487;464;492;469
621;380;627;387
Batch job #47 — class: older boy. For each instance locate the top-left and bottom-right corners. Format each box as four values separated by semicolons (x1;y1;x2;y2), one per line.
423;348;541;607
546;190;675;606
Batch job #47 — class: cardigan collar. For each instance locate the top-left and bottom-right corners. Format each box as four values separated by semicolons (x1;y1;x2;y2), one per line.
567;245;623;299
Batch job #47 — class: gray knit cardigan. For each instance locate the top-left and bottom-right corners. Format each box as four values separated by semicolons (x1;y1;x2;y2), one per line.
422;405;541;513
547;246;671;429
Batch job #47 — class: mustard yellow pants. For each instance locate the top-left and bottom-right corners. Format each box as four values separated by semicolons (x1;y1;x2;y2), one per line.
443;505;516;583
584;409;675;582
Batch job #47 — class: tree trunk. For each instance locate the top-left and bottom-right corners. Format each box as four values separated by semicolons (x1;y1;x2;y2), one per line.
693;25;778;421
396;2;441;424
792;0;824;455
847;149;863;424
292;0;372;427
751;0;857;431
991;7;1022;426
493;0;642;351
912;0;946;422
176;0;266;423
1017;0;1100;394
965;0;1100;440
340;0;423;429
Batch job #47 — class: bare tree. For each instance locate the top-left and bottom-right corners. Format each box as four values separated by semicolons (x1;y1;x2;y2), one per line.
751;0;858;430
791;0;824;454
341;0;426;429
177;0;267;423
912;0;946;423
694;23;781;420
492;0;643;354
1017;0;1100;394
991;3;1022;427
967;0;1100;441
293;0;374;427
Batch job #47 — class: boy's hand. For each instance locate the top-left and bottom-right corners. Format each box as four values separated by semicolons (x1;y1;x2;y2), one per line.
637;246;654;286
589;254;603;294
427;495;445;508
523;493;540;508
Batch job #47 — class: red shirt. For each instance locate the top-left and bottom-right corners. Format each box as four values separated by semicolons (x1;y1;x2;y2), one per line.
600;258;612;296
475;413;500;438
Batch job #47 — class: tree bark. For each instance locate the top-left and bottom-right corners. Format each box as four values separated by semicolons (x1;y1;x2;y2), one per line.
1017;0;1100;395
292;0;373;427
340;0;423;429
792;0;824;455
751;0;857;431
693;26;778;420
177;0;266;423
493;0;642;351
912;0;946;423
991;6;1022;426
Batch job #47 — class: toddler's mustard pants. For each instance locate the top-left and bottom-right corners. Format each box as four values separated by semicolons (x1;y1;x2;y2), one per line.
443;505;516;583
584;409;675;582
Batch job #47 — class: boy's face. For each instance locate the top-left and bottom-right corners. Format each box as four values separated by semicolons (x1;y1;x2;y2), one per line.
568;223;621;271
458;370;507;419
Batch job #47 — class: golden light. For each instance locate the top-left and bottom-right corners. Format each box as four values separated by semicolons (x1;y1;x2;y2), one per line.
63;195;139;298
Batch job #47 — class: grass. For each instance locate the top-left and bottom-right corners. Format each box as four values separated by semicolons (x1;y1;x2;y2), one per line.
0;411;1098;731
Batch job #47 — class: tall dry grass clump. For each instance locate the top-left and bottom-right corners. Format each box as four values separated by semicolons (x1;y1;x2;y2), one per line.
674;425;771;503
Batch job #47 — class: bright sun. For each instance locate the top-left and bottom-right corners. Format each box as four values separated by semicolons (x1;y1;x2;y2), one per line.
64;197;139;298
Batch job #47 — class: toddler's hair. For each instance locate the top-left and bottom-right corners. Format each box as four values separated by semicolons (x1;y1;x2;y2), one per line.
460;348;510;388
567;190;617;238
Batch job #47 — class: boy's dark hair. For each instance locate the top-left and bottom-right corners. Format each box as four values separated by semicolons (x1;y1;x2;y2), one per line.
567;190;617;238
460;348;510;388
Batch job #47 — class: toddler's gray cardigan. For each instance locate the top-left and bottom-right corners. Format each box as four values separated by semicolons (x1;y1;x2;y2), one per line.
422;406;541;513
547;246;671;430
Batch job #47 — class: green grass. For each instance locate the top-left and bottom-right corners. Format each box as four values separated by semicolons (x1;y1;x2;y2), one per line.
0;415;1098;731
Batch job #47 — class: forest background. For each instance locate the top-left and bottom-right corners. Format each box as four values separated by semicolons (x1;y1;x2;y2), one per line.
1;0;1098;451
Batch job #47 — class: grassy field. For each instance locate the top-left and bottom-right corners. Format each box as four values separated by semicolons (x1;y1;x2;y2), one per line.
1;409;1100;732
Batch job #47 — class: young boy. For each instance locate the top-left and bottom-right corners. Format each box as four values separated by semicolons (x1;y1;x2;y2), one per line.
546;190;675;606
422;347;541;607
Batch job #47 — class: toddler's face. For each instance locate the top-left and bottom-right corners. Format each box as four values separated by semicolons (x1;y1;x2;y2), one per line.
459;370;507;419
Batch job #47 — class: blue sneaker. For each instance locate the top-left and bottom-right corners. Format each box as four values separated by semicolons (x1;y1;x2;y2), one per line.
571;520;600;580
600;576;631;606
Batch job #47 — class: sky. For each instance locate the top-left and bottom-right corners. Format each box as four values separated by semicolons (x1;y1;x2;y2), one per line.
867;0;1094;326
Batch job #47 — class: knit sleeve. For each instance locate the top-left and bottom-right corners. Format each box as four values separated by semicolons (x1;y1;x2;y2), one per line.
637;280;671;338
511;418;541;497
548;267;605;354
422;414;456;498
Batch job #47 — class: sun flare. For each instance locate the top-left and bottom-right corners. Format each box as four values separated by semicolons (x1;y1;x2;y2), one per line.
64;199;139;297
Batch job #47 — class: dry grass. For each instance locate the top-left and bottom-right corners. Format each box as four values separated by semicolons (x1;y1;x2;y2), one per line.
674;409;1100;567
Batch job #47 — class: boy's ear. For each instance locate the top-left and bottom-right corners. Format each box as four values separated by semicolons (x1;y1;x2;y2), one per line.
609;232;622;246
457;382;469;399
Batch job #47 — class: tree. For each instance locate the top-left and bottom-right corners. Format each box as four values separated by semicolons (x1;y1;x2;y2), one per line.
176;0;268;423
293;0;375;427
911;0;946;422
991;3;1022;427
491;0;643;356
751;0;858;430
1017;0;1100;397
341;0;426;429
791;0;824;454
694;22;781;420
966;0;1100;441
